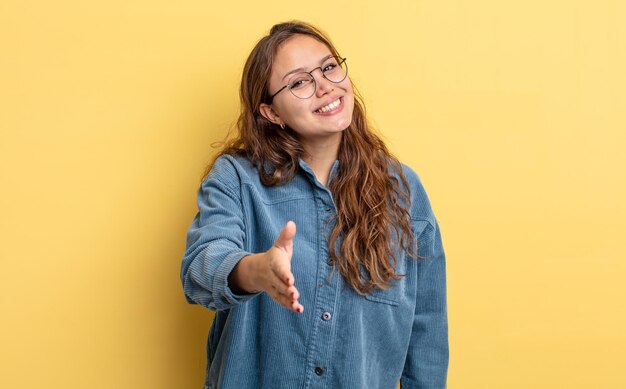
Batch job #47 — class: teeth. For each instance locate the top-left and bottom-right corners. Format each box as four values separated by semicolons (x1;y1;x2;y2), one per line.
316;98;341;113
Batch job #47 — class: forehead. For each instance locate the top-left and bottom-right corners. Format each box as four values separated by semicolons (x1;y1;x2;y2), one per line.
272;35;333;74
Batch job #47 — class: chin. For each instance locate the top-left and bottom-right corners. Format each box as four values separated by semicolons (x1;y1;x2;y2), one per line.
339;118;353;131
327;116;352;133
338;109;354;130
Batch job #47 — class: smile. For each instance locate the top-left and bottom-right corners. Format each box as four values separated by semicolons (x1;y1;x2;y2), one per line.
314;97;343;115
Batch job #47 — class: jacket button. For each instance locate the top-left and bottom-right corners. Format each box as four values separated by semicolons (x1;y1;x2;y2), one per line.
322;312;332;321
314;367;324;376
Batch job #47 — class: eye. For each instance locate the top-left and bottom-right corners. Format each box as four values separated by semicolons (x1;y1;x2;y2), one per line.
289;76;312;90
322;62;338;73
322;57;340;73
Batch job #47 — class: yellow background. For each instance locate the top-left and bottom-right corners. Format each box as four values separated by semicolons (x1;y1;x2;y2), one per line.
1;1;624;388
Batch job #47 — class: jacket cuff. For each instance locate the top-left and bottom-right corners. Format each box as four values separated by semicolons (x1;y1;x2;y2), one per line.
212;250;261;310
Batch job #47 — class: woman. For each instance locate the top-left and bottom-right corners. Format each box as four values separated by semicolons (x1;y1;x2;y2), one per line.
181;21;448;389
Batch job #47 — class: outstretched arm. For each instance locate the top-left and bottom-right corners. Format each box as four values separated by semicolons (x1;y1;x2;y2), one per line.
180;160;302;312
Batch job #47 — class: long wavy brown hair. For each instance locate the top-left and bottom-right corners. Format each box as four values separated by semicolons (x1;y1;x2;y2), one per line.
204;21;416;295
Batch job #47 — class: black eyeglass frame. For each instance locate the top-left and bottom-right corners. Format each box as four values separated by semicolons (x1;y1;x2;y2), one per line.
267;56;348;102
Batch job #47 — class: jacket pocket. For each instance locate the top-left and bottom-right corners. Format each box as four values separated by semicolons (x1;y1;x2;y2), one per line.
364;286;401;306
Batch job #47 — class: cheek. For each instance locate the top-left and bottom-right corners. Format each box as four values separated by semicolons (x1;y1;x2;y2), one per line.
344;90;355;113
342;79;354;94
275;100;309;119
289;102;313;119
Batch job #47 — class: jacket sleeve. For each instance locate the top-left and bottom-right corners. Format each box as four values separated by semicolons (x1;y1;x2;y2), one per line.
401;218;449;388
180;159;259;311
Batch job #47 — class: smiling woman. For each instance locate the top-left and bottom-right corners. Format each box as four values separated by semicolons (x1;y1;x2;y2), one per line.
260;38;354;142
180;21;448;389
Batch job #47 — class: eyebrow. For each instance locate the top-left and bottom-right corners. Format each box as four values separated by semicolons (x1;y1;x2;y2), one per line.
281;54;335;81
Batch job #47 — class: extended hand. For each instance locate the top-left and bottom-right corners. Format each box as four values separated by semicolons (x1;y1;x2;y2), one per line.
255;221;304;313
228;221;304;313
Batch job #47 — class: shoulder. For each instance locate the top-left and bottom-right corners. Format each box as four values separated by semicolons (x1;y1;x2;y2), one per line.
203;154;258;191
398;163;436;226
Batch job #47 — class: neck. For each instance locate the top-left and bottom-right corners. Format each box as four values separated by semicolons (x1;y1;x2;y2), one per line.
300;133;342;187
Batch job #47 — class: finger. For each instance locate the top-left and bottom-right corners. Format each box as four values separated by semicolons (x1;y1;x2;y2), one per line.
274;284;300;302
268;283;302;312
269;271;297;297
269;282;288;297
270;289;300;312
271;259;295;286
273;221;296;252
282;289;303;313
290;300;304;313
288;287;300;302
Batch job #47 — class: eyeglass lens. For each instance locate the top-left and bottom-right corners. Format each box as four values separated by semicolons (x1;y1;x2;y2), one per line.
287;57;347;99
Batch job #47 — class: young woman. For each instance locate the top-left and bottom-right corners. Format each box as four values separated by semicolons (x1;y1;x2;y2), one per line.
181;21;448;389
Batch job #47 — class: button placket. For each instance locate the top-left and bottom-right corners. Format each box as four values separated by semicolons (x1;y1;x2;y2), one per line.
302;184;339;386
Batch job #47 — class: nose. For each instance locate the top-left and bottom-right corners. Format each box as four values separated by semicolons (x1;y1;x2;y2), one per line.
313;70;334;97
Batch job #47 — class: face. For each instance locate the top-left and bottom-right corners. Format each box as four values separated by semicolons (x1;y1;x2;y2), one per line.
260;34;355;144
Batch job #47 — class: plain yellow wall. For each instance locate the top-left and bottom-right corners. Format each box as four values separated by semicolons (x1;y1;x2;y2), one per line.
1;1;625;388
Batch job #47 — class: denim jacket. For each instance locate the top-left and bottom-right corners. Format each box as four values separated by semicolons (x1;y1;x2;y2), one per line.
181;154;448;389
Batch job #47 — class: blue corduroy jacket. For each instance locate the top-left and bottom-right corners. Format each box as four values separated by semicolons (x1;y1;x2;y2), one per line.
181;154;448;389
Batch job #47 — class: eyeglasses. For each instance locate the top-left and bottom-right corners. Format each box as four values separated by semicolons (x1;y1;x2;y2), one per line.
268;56;348;101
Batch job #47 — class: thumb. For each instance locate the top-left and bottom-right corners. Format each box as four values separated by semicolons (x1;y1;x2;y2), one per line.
273;221;296;252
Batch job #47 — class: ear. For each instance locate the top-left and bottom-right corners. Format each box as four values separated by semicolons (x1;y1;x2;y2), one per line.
259;103;283;126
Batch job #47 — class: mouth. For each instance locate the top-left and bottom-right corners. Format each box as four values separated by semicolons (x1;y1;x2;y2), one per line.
314;97;343;115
